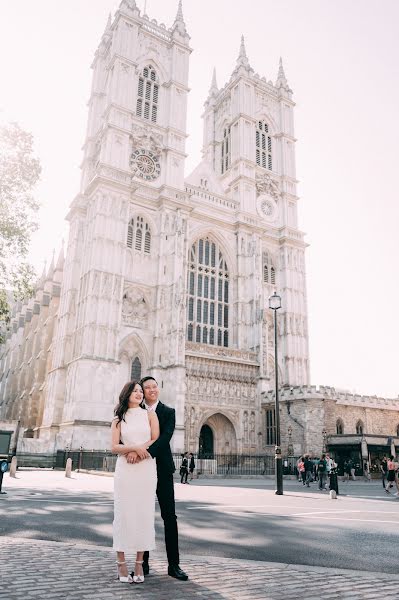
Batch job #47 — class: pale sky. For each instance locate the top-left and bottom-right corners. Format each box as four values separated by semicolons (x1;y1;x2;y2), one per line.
1;1;398;398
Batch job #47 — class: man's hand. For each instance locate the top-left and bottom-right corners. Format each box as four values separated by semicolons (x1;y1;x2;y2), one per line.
134;446;151;460
126;451;139;464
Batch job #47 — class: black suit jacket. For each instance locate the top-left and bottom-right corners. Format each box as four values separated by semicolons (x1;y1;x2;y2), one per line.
147;401;176;475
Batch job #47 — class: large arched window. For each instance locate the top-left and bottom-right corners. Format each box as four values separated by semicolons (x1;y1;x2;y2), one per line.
336;419;344;435
356;420;364;435
136;65;159;123
127;217;151;254
130;357;142;381
256;121;272;170
187;237;229;347
263;250;276;285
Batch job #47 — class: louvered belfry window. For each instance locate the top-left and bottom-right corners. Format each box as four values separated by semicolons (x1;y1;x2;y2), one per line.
127;217;151;254
187;238;229;347
221;127;231;174
256;121;272;170
136;65;158;123
262;251;276;285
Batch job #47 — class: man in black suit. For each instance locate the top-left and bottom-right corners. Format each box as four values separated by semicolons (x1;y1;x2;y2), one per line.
126;376;188;581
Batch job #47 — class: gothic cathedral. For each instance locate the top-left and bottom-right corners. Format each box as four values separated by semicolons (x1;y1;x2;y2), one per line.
0;0;310;455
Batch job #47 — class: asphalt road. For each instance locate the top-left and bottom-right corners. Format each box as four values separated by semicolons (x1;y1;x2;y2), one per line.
1;473;398;574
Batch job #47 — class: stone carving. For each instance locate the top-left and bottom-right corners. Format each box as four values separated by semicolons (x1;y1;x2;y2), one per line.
186;342;257;364
122;287;149;327
130;124;164;156
256;172;281;200
250;411;255;444
243;411;249;443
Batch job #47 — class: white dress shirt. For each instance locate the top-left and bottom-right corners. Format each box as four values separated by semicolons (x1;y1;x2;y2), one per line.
144;400;159;412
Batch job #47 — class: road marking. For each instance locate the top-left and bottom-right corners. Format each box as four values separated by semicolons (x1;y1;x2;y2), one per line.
298;516;399;524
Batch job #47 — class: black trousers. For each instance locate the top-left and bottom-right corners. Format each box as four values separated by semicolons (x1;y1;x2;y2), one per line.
144;471;179;567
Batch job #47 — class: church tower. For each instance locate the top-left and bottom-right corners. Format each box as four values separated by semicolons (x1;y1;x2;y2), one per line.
39;0;192;451
188;37;310;399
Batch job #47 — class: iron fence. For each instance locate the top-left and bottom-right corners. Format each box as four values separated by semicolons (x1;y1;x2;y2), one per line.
55;451;285;476
14;451;301;477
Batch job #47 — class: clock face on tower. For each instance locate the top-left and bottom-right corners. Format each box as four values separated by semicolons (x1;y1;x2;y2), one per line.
256;194;279;223
130;148;161;181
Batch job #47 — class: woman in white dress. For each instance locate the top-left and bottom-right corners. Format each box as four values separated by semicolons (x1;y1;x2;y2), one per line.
111;380;159;584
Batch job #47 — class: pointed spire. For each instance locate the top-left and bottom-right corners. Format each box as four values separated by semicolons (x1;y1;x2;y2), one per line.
55;241;65;272
46;251;55;281
209;67;218;96
37;261;47;290
172;0;188;37
106;13;112;30
232;34;253;76
276;56;290;90
175;0;184;23
238;35;247;62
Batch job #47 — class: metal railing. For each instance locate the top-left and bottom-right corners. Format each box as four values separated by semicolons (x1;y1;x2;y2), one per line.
14;451;302;477
54;451;279;476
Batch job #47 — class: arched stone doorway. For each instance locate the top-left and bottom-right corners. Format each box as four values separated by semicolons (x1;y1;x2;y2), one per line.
198;413;237;457
199;424;214;457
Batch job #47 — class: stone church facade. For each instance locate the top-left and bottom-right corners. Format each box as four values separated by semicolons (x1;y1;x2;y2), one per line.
0;1;398;464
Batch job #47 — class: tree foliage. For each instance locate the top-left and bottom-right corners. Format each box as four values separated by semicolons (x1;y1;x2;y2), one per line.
0;122;41;340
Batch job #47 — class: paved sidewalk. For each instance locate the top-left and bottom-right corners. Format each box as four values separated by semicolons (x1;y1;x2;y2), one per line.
1;536;398;600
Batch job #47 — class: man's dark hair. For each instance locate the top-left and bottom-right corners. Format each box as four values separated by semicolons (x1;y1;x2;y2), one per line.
140;376;158;387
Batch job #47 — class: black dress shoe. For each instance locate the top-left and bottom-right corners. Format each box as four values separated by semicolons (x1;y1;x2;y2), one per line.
131;562;149;578
168;564;188;581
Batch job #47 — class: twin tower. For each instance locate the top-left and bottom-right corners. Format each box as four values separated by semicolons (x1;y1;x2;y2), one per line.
3;0;310;455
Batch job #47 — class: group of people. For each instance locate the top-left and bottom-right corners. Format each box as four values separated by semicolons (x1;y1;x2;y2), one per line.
111;377;189;586
297;453;337;490
179;452;195;484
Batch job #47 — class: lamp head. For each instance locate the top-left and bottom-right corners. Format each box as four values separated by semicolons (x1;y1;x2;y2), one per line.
269;291;282;310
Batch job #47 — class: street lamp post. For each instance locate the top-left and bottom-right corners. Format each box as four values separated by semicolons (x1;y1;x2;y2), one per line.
322;429;327;453
269;291;283;495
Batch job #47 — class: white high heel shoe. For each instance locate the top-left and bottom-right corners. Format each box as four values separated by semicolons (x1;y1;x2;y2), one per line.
116;560;133;583
133;560;145;584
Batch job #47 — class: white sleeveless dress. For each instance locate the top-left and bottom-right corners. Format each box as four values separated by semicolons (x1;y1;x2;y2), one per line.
113;407;157;552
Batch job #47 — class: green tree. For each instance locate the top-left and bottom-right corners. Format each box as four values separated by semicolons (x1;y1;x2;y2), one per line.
0;122;41;341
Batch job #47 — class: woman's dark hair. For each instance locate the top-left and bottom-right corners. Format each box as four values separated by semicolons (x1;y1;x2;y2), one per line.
114;381;143;424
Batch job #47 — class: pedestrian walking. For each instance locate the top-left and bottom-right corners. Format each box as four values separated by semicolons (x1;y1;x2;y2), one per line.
385;456;396;494
298;456;306;485
304;455;313;487
380;455;388;490
318;454;327;490
326;453;334;486
125;376;188;581
180;452;189;484
111;380;159;584
189;453;196;481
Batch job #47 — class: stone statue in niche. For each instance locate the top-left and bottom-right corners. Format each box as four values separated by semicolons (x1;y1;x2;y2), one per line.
243;411;249;444
122;287;149;327
250;412;255;444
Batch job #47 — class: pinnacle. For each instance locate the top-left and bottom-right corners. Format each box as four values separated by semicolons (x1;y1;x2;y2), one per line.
176;0;184;22
209;67;218;96
238;35;247;61
56;242;65;272
232;34;253;76
276;56;290;90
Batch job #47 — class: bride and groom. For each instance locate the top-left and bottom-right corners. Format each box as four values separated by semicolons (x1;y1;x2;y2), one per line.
111;376;188;585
